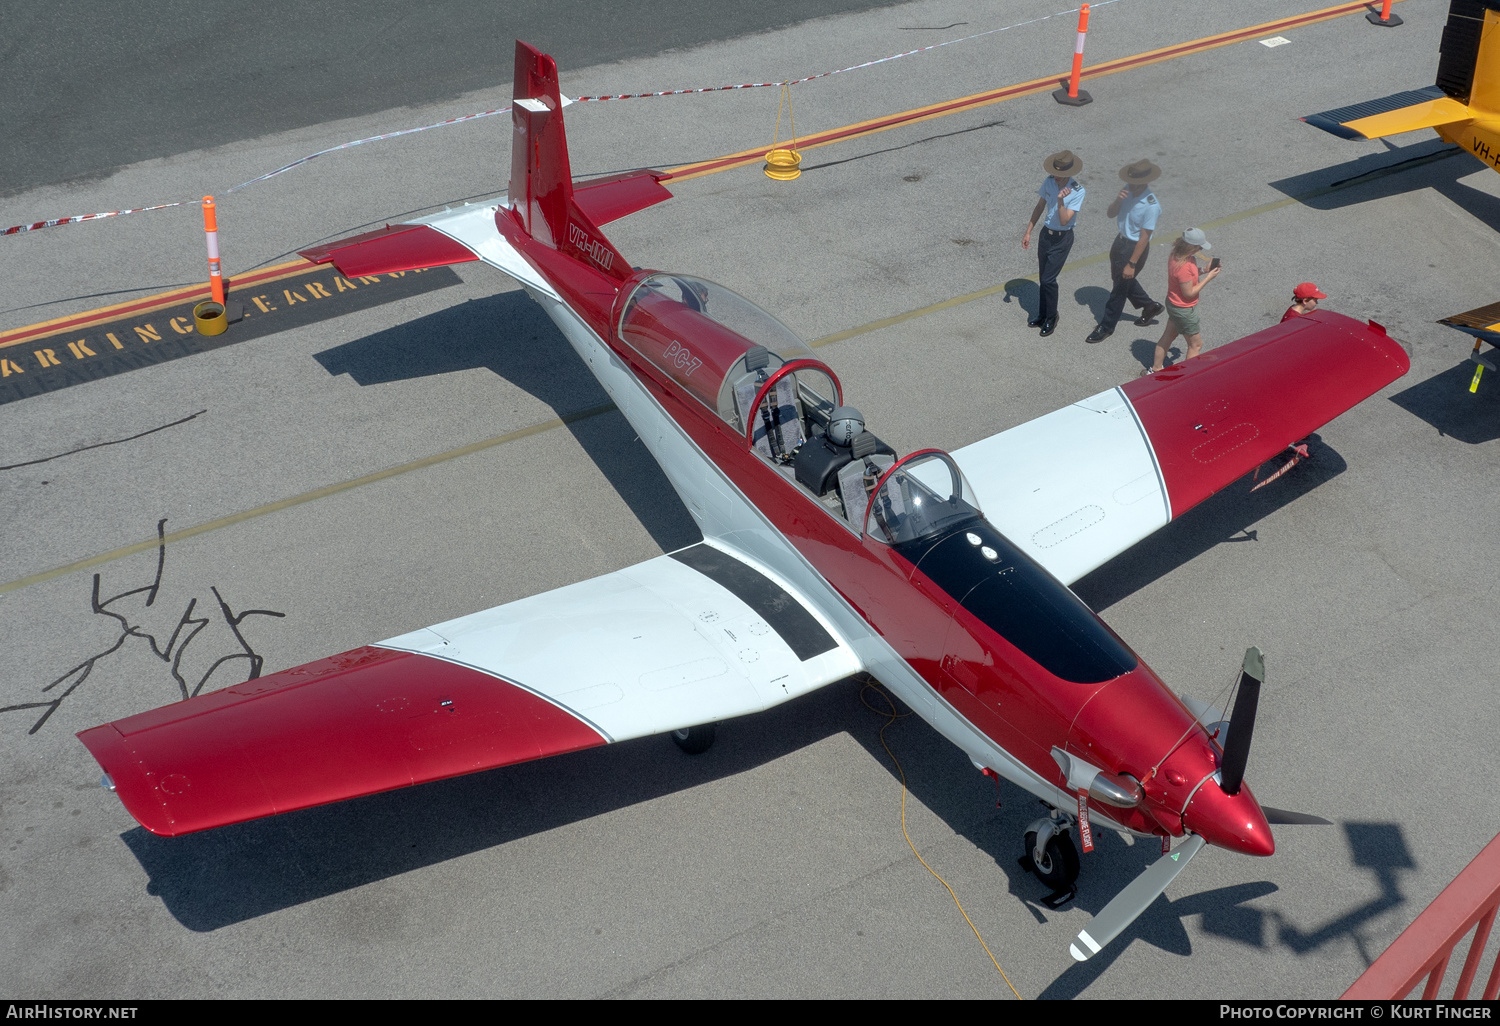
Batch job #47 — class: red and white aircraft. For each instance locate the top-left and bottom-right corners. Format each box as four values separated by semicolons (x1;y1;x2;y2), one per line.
79;43;1410;964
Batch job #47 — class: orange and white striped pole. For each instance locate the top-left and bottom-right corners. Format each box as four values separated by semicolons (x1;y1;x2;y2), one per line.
202;196;225;305
1367;0;1402;26
1053;5;1094;106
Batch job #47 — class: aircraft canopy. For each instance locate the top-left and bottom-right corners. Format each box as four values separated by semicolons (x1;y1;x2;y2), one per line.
618;274;823;429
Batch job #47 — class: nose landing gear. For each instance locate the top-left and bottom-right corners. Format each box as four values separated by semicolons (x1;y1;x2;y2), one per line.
1020;807;1080;909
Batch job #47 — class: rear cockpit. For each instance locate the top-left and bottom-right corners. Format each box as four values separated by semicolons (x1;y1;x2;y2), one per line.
618;272;949;532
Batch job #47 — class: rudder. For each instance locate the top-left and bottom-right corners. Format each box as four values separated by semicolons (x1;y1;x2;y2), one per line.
508;41;630;279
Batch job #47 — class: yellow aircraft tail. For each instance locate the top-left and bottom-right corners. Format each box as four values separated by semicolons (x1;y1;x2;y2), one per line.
1304;0;1500;164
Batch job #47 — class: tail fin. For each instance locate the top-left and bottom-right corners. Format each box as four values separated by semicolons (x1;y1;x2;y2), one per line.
1303;0;1500;141
1436;0;1498;108
508;41;637;279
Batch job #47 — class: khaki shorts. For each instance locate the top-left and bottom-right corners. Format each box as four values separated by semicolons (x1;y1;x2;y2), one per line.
1167;301;1201;336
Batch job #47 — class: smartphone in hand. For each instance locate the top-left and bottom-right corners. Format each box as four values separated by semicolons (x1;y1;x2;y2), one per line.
1209;257;1222;271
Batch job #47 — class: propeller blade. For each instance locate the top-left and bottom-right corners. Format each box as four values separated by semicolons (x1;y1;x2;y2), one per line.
1069;834;1206;961
1219;647;1264;795
1260;805;1332;825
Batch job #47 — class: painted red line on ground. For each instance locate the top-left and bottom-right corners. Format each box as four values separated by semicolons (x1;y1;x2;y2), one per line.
0;259;317;349
663;0;1391;182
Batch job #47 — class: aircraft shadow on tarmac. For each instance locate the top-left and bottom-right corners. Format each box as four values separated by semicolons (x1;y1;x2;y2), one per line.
1271;139;1500;234
1035;821;1415;998
841;691;1417;997
312;289;701;552
122;677;862;932
1072;433;1347;614
1389;361;1500;444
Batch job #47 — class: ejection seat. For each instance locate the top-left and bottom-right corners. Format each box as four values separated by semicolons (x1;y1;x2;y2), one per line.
733;347;806;463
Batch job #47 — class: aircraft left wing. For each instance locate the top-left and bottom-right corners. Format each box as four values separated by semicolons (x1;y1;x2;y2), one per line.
950;311;1409;585
78;542;860;837
1302;85;1473;141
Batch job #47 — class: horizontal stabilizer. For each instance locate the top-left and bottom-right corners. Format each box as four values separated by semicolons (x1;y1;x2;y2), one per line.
1439;300;1500;344
573;171;673;227
298;223;479;277
1303;85;1472;141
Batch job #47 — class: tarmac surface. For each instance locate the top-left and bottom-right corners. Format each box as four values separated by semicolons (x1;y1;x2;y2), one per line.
0;0;902;197
3;0;1499;1000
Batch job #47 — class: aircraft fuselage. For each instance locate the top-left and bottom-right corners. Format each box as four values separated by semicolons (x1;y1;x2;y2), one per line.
498;208;1273;859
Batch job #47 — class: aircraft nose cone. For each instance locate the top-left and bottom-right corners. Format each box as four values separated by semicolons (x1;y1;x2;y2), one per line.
1183;779;1275;857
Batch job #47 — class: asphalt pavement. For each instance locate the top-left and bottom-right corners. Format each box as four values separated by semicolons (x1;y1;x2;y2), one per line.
2;0;1498;1001
1;0;900;197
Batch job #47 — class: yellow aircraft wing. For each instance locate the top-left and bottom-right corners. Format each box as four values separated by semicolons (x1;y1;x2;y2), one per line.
1440;301;1500;345
1304;85;1473;140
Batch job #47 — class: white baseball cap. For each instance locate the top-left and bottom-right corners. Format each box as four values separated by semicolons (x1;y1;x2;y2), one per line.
1181;227;1211;251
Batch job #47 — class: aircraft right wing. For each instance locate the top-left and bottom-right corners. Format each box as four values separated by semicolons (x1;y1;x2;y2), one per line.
949;311;1409;586
78;542;860;837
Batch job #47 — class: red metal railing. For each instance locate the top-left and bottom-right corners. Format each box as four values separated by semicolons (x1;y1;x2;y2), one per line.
1344;831;1500;1000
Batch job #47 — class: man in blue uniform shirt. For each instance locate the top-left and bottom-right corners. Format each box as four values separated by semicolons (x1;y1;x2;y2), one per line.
1022;149;1086;337
1087;160;1166;344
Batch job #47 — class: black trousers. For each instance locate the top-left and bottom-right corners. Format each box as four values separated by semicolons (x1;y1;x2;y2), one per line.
1099;233;1156;331
1036;227;1074;322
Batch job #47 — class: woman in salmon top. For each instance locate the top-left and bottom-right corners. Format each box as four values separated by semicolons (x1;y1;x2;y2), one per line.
1146;227;1221;375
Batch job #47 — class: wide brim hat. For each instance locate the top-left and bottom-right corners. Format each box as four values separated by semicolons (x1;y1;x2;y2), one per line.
1043;150;1082;176
1119;159;1162;184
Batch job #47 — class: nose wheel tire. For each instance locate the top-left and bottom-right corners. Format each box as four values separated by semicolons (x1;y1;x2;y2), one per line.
671;723;716;754
1024;829;1081;889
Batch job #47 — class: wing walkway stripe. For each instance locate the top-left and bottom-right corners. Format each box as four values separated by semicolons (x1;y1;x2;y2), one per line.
661;0;1403;182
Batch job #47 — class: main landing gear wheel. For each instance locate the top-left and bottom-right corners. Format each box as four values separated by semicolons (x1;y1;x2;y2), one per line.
1023;829;1081;890
671;723;716;754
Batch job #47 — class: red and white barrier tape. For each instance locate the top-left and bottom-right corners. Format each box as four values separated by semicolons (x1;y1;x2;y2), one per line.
574;0;1122;101
2;201;193;236
3;0;1122;238
225;105;515;192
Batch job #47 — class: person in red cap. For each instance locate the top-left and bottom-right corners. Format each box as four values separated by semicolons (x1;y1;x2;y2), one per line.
1281;283;1327;322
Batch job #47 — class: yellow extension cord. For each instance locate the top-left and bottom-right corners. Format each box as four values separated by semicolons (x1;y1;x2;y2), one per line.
859;679;1023;1000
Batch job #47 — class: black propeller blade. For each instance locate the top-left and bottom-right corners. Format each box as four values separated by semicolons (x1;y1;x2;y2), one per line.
1219;647;1264;795
1260;806;1332;825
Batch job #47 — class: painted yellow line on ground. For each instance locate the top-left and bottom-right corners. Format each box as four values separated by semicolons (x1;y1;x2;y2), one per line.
664;0;1404;183
811;146;1465;347
0;402;617;597
0;145;1461;598
0;259;317;350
